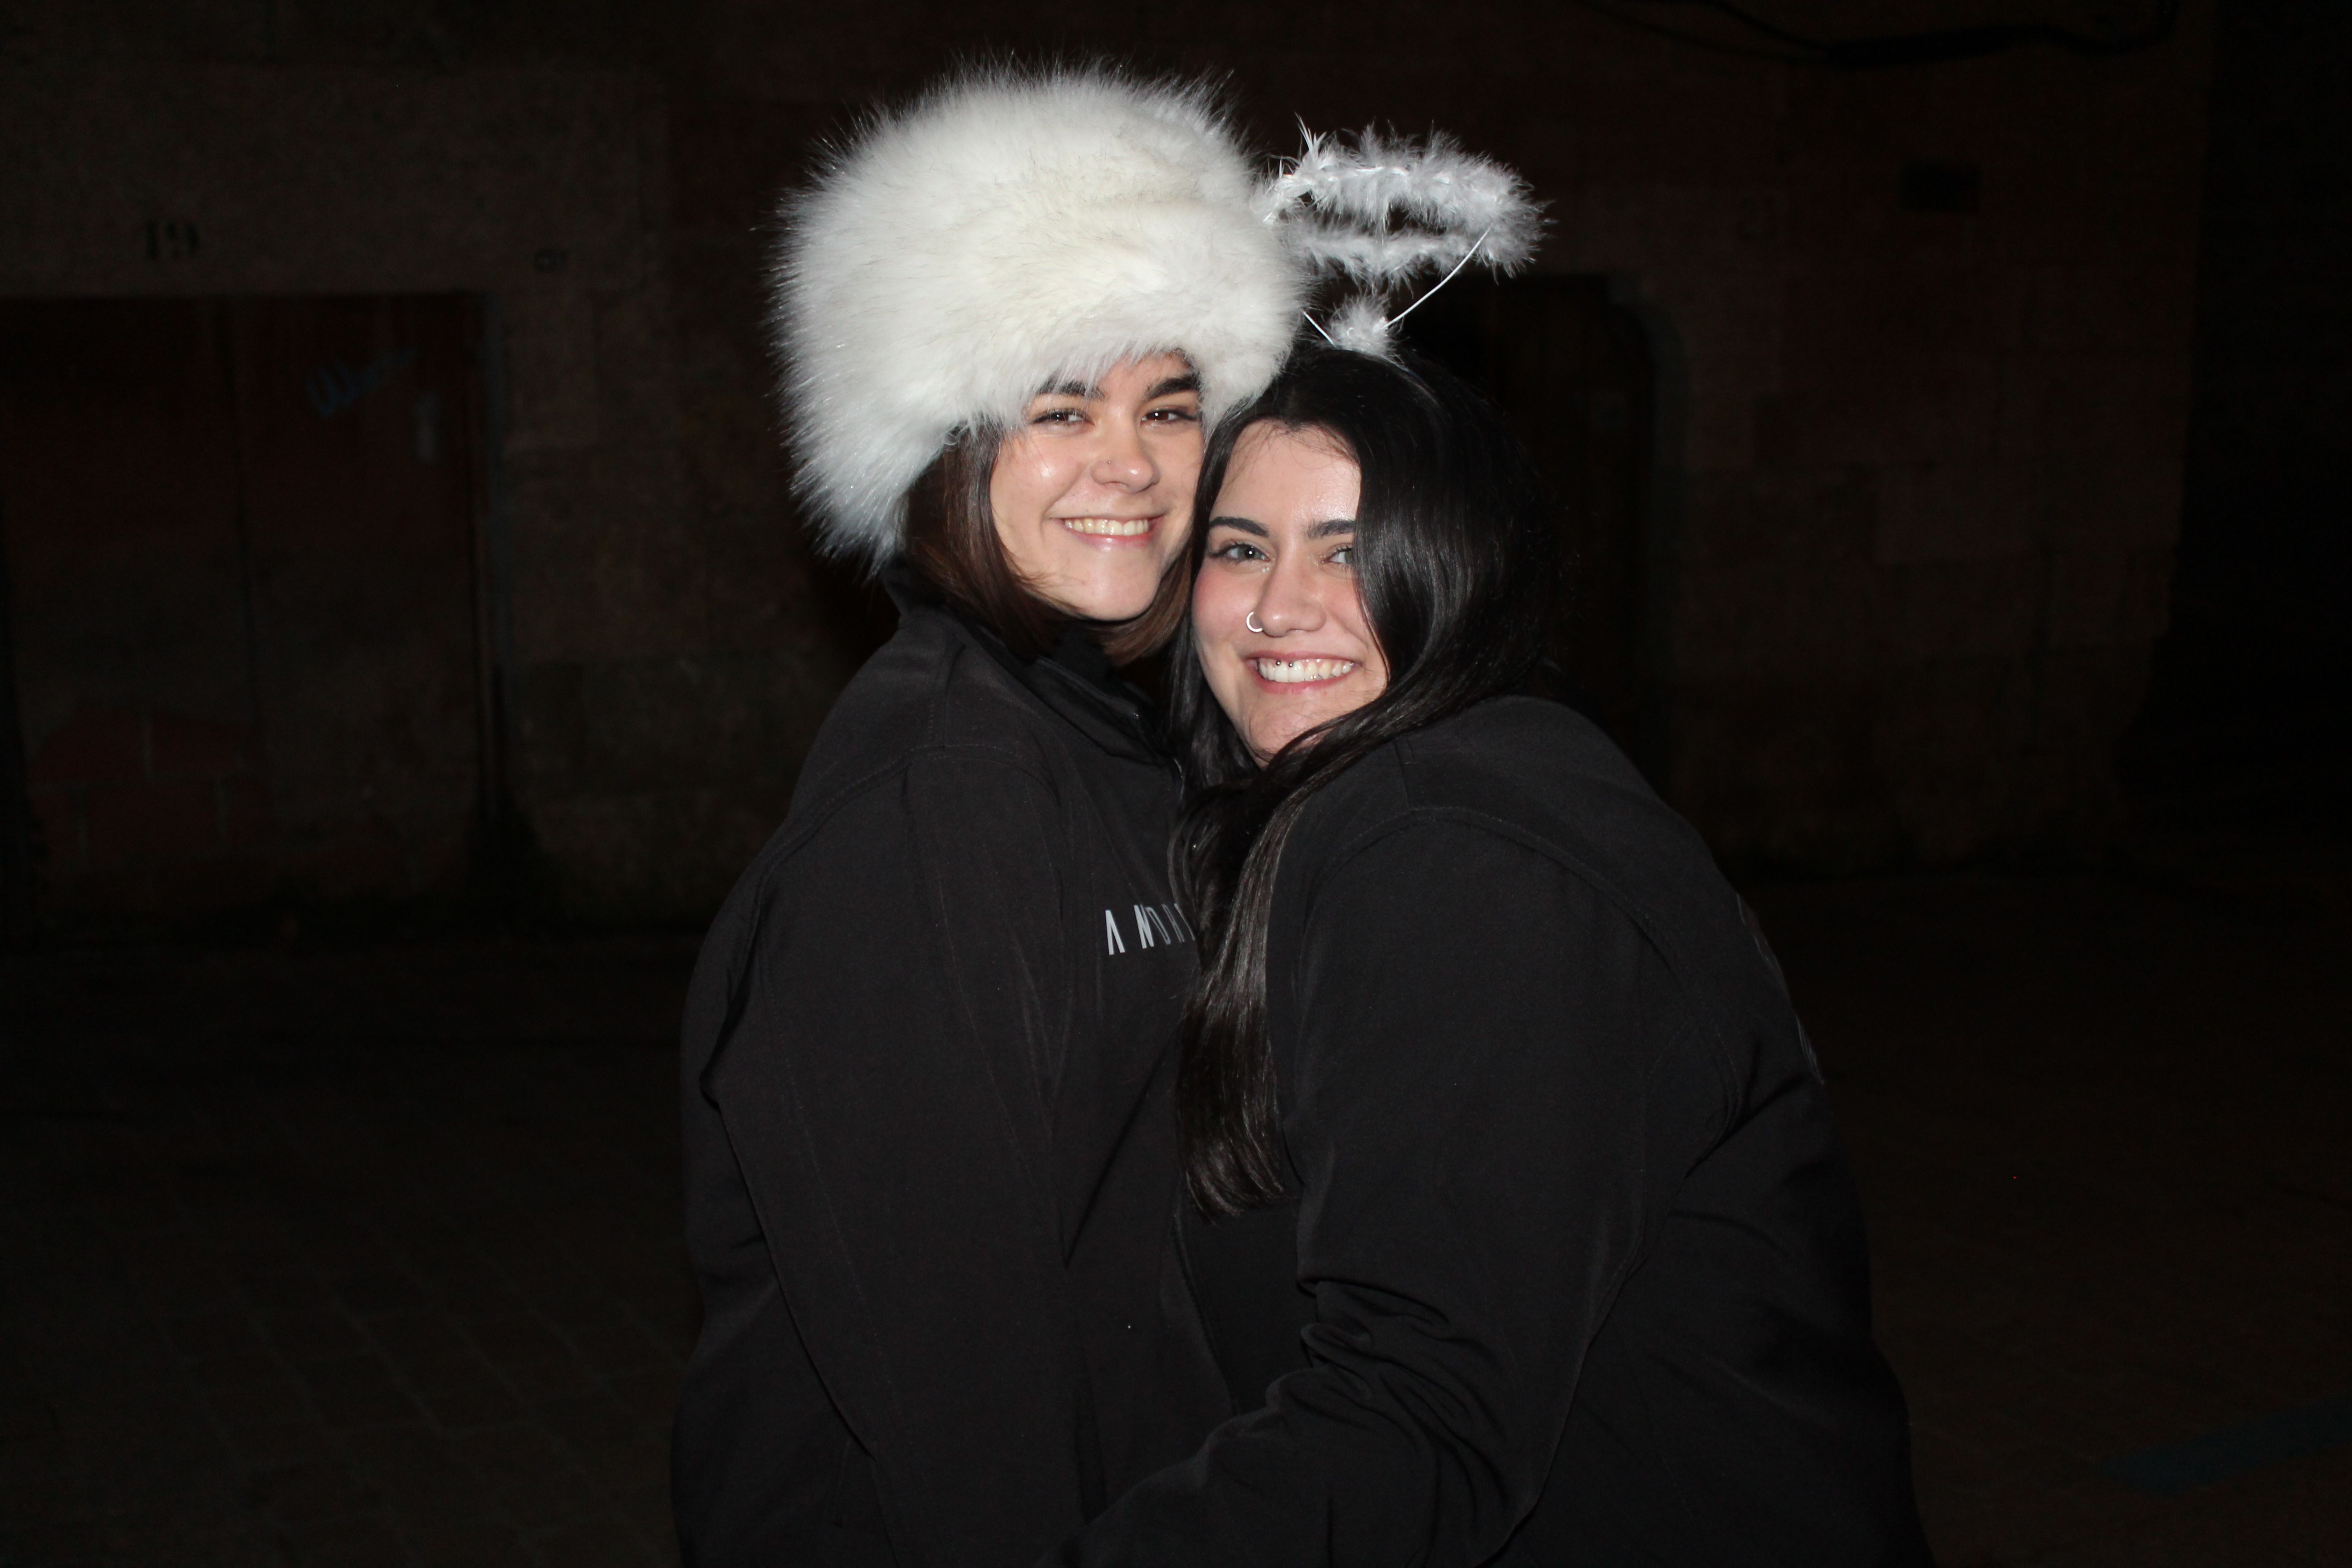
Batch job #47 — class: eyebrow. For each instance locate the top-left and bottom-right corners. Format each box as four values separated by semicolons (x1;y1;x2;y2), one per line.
1206;516;1357;538
1038;372;1202;401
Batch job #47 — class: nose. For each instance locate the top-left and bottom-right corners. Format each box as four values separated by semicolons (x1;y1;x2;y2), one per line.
1090;415;1157;491
1251;552;1328;637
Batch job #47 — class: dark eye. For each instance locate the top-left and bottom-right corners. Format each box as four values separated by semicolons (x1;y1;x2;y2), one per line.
1144;405;1200;426
1032;407;1086;426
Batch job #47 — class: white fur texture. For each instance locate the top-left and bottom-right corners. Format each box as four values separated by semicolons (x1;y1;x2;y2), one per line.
1323;293;1400;356
775;69;1303;565
1264;128;1545;359
1261;129;1544;282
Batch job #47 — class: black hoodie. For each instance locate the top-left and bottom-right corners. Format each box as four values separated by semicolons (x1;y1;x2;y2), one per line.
674;576;1227;1568
1051;696;1932;1568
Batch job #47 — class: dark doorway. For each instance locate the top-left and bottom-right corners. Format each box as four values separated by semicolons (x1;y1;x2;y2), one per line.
1395;274;1657;754
0;296;490;917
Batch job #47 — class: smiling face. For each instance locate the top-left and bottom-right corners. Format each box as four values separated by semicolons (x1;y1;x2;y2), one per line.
987;352;1203;622
1194;423;1390;763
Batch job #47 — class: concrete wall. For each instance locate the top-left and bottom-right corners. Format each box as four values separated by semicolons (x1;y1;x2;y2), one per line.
0;1;2216;914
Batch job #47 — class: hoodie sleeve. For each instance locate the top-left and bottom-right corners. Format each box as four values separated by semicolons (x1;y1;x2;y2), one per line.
701;748;1091;1568
1045;817;1725;1568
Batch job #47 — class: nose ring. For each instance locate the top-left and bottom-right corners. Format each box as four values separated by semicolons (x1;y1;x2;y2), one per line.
1245;611;1265;635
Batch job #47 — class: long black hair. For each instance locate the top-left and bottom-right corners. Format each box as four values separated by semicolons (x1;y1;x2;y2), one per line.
1171;344;1557;1216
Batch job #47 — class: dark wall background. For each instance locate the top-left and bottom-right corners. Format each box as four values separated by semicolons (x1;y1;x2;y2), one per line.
4;0;2326;926
2123;0;2352;835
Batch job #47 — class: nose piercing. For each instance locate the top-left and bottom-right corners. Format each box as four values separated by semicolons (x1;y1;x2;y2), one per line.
1245;611;1265;634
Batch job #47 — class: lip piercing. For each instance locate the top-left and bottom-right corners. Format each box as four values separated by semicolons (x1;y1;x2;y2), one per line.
1245;611;1265;634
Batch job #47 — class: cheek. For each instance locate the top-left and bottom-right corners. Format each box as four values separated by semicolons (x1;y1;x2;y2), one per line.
990;441;1073;527
1191;568;1249;642
1338;597;1387;689
1154;510;1193;564
1189;584;1251;695
1153;431;1205;498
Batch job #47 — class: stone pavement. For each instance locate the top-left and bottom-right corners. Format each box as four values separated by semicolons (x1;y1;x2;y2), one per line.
1;866;2347;1566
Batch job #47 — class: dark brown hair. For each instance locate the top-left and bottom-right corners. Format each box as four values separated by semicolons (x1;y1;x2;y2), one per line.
901;427;1191;665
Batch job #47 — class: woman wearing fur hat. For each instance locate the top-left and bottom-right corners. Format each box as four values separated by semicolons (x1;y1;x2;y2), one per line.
1052;345;1931;1565
670;69;1300;1567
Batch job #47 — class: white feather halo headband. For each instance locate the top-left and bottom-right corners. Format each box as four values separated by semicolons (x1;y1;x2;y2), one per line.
1257;128;1547;356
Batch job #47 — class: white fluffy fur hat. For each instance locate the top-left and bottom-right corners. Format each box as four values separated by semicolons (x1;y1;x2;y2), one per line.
774;68;1303;566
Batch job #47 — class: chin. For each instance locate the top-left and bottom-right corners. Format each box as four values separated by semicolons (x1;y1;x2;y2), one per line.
1247;718;1313;760
1054;568;1164;623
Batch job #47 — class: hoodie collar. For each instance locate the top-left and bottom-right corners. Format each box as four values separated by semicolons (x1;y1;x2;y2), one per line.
882;564;1166;765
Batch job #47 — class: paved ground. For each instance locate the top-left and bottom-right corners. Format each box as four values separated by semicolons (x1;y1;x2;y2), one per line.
1753;858;2352;1566
0;936;701;1568
1;860;2346;1566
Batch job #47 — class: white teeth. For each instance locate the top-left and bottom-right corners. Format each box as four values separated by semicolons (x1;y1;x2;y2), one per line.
1253;658;1358;684
1060;516;1155;537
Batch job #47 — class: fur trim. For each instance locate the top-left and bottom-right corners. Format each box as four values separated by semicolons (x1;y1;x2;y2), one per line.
774;68;1303;565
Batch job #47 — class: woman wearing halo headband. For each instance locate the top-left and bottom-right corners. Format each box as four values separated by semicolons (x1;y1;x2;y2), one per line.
1057;151;1933;1565
672;69;1301;1565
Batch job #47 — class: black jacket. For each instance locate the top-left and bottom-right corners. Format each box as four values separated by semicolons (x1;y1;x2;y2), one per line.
675;578;1227;1568
1053;696;1932;1568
